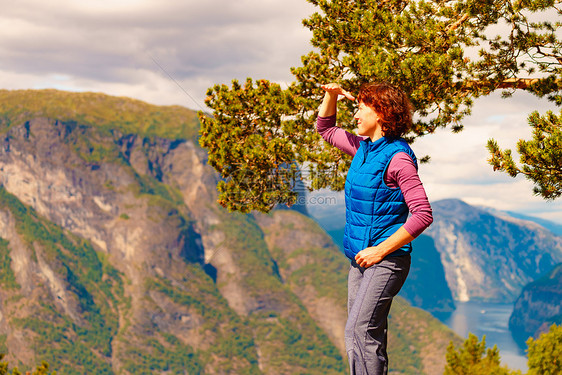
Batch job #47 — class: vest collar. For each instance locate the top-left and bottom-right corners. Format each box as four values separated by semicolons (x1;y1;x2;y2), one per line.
360;136;389;152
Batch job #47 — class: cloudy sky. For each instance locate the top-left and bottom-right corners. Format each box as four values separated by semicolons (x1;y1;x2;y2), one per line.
2;0;561;224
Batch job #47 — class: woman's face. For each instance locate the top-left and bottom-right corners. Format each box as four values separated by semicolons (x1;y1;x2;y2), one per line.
354;101;381;139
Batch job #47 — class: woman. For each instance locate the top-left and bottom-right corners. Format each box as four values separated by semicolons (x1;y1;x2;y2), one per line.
317;82;433;375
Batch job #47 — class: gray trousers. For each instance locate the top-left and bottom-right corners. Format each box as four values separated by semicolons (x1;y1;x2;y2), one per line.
345;255;411;375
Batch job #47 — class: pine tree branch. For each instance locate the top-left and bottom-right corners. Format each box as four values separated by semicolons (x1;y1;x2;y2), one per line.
535;46;562;64
497;78;542;89
461;78;561;90
446;13;470;32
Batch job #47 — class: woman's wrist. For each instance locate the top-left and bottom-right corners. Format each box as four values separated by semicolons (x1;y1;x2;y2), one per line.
318;92;338;117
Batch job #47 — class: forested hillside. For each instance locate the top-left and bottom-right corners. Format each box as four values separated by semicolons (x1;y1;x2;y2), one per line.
510;263;562;347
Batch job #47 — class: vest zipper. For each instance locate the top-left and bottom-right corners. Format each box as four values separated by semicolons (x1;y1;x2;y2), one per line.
360;142;368;166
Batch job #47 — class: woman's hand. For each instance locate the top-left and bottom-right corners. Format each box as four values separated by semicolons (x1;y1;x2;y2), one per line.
321;83;355;101
355;227;416;268
355;246;385;268
318;83;355;117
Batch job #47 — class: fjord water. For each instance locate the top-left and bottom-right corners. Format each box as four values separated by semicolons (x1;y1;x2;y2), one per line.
443;301;528;372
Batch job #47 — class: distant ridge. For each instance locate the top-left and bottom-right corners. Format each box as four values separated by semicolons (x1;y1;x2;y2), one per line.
504;211;562;237
476;204;562;237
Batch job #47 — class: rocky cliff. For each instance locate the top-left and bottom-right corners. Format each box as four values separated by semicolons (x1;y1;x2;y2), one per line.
400;234;455;318
0;89;460;374
424;199;562;303
509;263;562;346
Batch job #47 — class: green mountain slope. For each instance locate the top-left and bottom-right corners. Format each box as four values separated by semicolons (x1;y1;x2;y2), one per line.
0;89;199;141
0;89;460;374
510;262;562;347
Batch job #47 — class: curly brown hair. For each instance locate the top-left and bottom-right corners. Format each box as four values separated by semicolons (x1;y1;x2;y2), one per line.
356;82;413;139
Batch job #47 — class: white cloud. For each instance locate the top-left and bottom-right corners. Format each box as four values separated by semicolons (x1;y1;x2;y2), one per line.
0;0;315;107
1;0;561;225
414;91;562;224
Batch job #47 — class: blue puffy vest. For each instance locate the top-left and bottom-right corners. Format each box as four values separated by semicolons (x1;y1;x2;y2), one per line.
343;136;417;260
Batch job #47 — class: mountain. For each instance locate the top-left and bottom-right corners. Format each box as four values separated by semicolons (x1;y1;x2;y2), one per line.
477;205;562;237
424;199;562;303
400;234;456;319
504;211;562;237
0;89;460;374
509;263;562;347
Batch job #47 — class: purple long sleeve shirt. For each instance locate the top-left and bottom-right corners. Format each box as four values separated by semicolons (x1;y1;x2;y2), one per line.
317;114;433;238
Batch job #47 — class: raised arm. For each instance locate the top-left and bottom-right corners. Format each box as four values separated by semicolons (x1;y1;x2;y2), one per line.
318;83;355;117
317;84;365;156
